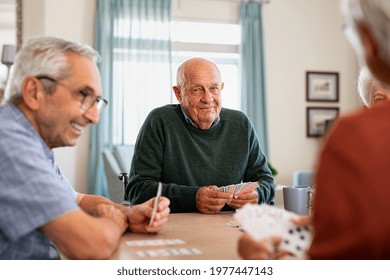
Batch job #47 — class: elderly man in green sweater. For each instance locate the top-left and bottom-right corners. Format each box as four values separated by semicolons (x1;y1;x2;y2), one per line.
126;57;275;213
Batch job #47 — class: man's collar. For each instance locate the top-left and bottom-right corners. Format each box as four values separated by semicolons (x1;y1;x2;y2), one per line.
179;105;220;129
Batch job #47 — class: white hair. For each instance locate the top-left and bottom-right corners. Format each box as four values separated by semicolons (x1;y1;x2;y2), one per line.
357;66;373;106
342;0;390;66
5;36;100;103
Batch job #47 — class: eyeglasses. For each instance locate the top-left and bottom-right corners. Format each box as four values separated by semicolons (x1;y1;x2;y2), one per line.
35;75;108;113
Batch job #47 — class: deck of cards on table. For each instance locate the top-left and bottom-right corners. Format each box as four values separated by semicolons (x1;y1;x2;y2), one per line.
234;204;312;259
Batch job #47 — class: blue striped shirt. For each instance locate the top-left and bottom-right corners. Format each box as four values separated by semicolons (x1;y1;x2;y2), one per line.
0;103;79;259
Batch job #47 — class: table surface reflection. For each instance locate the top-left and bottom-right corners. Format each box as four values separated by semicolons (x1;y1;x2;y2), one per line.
110;212;242;260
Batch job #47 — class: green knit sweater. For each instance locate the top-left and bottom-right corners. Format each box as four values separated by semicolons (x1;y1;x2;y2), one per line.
126;105;275;212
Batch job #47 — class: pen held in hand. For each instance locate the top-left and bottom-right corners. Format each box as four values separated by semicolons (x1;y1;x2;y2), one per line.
149;182;162;226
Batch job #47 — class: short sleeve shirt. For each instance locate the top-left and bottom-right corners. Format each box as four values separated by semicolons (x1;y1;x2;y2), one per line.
0;104;79;259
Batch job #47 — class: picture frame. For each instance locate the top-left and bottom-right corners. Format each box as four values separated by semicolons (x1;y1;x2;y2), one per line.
306;71;339;102
16;0;23;50
306;107;339;137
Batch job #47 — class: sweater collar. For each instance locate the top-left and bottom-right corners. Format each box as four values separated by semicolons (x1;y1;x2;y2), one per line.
179;104;220;129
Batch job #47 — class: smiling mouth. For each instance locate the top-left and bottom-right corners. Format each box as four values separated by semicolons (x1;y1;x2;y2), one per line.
71;122;84;133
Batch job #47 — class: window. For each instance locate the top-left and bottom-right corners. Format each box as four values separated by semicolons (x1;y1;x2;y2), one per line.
171;21;241;110
113;19;240;145
111;17;172;145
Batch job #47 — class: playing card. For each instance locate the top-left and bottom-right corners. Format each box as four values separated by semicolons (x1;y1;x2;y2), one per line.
219;182;259;195
219;185;233;193
136;248;201;258
234;204;312;259
126;239;185;247
149;182;162;226
234;204;290;238
238;182;259;194
278;223;311;259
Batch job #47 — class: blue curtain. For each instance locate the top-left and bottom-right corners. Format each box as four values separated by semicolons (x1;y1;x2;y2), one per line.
89;0;172;195
240;2;269;156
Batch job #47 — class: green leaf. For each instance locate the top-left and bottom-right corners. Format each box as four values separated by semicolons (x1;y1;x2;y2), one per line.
267;162;278;176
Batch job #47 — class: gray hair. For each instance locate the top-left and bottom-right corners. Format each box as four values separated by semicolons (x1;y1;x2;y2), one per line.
5;36;100;103
357;66;373;106
342;0;390;66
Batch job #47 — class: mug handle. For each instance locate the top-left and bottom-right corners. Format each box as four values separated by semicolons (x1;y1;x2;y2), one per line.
306;188;314;209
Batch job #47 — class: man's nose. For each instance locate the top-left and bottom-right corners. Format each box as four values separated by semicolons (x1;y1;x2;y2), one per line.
83;105;99;124
202;89;214;102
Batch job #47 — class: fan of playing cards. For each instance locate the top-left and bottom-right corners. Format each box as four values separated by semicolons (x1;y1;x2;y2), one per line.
234;204;312;259
218;182;259;195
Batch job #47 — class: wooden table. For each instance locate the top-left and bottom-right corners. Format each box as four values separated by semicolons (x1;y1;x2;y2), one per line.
110;212;242;260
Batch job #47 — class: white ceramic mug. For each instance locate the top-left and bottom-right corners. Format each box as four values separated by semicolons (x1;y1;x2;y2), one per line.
283;185;311;215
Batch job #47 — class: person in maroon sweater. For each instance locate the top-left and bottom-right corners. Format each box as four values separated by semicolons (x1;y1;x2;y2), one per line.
238;0;390;259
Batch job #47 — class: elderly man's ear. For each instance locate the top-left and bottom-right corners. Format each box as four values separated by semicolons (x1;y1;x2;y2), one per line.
21;77;43;110
172;86;182;103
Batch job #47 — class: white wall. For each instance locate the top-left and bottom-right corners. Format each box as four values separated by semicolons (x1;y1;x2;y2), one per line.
0;1;16;90
19;0;360;193
263;0;360;185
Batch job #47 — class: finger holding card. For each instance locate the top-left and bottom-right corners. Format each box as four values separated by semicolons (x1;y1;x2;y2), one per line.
146;196;170;232
218;182;259;195
291;215;312;227
240;182;259;194
227;190;258;209
149;182;163;226
238;232;289;260
196;186;232;213
234;204;312;259
127;184;170;233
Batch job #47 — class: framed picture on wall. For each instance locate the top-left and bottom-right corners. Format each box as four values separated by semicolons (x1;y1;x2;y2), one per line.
306;107;339;137
306;71;339;102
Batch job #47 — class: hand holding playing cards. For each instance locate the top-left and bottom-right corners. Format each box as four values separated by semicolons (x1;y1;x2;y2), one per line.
235;204;312;259
291;215;312;227
196;186;232;214
126;196;170;233
227;190;258;209
238;233;290;260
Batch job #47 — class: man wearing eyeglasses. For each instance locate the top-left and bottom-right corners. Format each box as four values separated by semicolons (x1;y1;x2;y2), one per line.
0;36;170;260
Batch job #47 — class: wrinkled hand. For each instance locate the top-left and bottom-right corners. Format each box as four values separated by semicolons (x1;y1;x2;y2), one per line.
227;190;258;209
126;196;170;233
196;186;232;214
238;215;313;260
94;204;128;233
